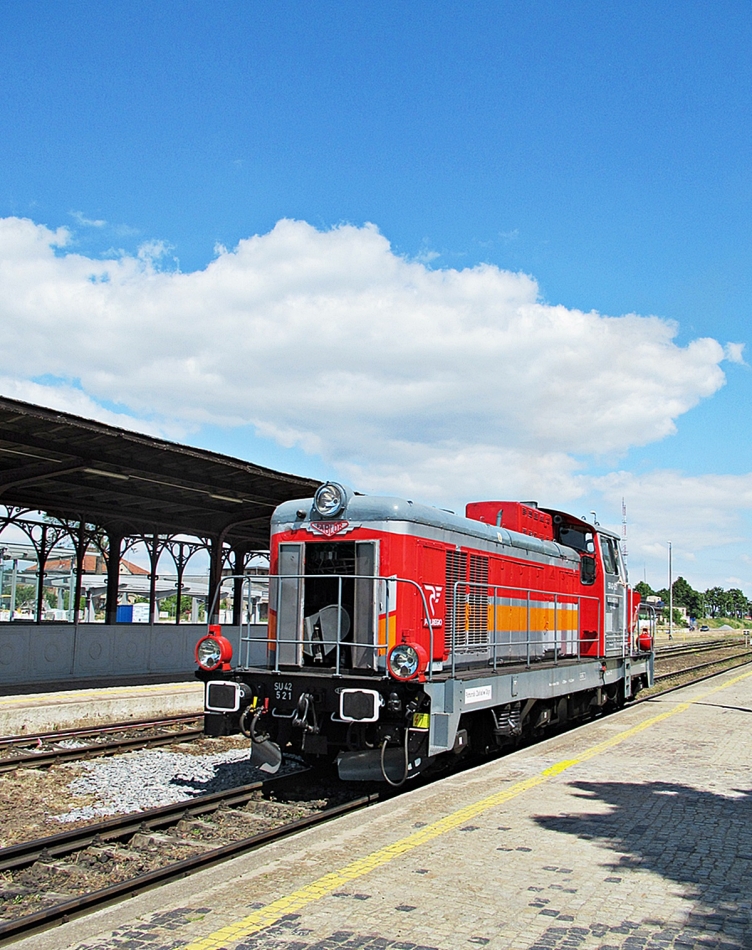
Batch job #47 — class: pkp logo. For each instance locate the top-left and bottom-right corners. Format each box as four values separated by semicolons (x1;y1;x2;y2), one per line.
424;584;443;612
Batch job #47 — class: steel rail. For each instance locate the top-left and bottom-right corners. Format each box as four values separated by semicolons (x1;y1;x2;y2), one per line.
0;713;203;749
0;788;379;945
654;636;748;658
0;726;204;773
653;650;752;684
0;770;314;872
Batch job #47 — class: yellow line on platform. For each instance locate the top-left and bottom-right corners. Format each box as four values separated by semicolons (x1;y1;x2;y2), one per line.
181;666;752;950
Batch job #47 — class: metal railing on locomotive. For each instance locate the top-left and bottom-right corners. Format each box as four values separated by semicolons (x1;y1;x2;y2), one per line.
636;603;657;644
449;580;605;677
210;573;436;679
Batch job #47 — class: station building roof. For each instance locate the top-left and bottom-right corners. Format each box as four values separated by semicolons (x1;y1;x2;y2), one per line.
0;396;320;547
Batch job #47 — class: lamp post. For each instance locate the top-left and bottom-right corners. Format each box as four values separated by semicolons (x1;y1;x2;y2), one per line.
668;541;673;642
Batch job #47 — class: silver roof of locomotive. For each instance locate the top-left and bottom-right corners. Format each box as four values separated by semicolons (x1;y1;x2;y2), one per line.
271;491;583;567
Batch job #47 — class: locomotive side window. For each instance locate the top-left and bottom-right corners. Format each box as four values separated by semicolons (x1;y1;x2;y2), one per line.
580;555;596;585
600;537;619;575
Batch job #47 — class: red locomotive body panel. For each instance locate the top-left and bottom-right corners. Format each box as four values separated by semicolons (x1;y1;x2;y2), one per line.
465;501;554;541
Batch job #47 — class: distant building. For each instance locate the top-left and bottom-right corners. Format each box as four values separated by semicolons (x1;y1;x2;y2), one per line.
37;554;148;575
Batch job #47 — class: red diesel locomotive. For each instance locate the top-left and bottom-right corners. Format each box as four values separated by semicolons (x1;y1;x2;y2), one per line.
196;482;653;783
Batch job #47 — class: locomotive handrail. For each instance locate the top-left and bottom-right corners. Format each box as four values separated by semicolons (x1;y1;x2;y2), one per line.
206;574;268;632
449;580;604;676
212;573;436;680
635;602;657;649
270;572;435;680
209;572;615;678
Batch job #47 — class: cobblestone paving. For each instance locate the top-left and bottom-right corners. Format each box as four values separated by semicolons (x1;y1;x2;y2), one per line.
16;668;752;950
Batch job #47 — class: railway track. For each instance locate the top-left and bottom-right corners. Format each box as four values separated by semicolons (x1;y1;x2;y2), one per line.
0;715;204;773
0;769;378;943
653;649;752;684
654;634;750;660
652;634;752;686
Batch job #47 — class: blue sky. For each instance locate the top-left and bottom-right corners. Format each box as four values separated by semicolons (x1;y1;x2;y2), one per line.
1;1;751;592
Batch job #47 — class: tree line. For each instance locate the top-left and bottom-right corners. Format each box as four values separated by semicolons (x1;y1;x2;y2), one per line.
635;577;751;620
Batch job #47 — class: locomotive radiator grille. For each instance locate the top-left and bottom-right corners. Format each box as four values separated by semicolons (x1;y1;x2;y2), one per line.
467;554;490;648
446;550;490;653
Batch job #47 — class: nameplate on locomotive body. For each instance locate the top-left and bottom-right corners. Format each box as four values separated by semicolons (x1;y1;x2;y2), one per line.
306;520;358;537
464;685;493;705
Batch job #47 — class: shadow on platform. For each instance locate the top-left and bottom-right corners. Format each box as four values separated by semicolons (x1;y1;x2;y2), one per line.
533;780;752;949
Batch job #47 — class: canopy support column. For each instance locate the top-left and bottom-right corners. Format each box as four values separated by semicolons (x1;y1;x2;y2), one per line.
232;544;250;626
208;539;224;624
105;531;123;625
72;521;87;625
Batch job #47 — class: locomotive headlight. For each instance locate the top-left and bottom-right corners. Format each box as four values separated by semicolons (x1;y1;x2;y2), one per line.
197;637;221;669
313;482;346;517
195;633;233;671
387;643;426;681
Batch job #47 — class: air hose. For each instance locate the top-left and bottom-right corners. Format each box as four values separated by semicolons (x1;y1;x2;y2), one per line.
239;705;268;743
380;727;410;788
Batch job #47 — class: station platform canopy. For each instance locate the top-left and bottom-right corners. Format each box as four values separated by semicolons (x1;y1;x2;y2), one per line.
0;396;320;548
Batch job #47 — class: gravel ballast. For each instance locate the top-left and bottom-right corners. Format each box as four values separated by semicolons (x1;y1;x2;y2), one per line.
54;745;301;822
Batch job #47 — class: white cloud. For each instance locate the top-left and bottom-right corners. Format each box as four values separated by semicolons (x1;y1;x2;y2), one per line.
0;214;746;586
0;376;179;440
594;468;752;548
724;342;746;364
70;211;107;228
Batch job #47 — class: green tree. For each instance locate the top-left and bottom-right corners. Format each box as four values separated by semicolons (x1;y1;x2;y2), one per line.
13;583;36;610
727;588;748;619
704;587;726;618
635;581;654;599
670;577;705;618
160;594;192;621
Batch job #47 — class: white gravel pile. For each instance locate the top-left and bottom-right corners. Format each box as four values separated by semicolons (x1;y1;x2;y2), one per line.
55;746;268;822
